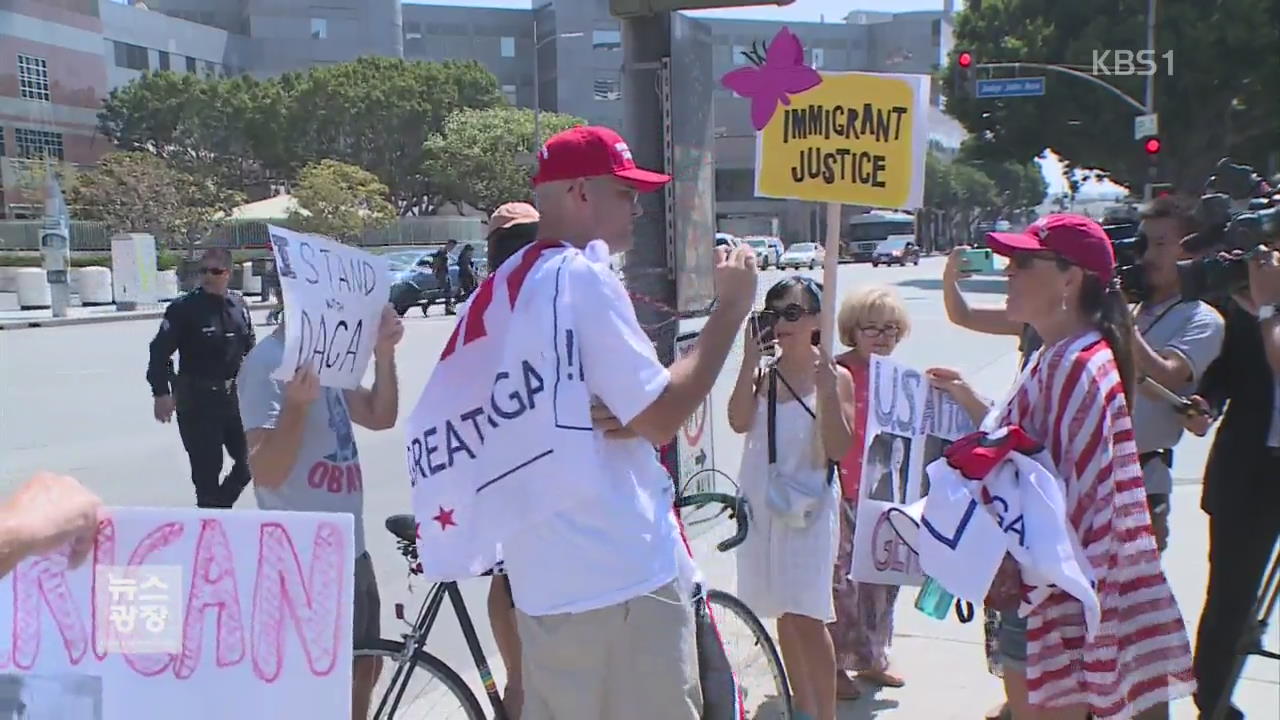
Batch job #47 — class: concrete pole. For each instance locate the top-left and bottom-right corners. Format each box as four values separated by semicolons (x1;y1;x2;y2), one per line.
1143;0;1157;201
532;17;540;152
620;13;677;365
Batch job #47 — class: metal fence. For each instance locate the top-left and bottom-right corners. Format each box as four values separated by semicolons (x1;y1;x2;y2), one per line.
0;215;486;251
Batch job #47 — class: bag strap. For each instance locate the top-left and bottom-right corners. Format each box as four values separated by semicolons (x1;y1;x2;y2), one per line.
766;365;837;486
767;367;778;465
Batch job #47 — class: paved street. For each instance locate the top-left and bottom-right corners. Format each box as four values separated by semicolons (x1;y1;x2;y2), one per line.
0;256;1274;718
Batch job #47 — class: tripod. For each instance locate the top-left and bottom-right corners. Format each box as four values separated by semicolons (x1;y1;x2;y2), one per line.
1211;542;1280;720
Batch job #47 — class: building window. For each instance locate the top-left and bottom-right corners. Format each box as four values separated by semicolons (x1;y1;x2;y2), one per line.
14;128;64;160
186;56;197;73
810;47;825;68
731;44;750;65
502;84;518;105
113;41;149;71
17;55;50;103
592;29;621;50
931;19;942;46
157;50;171;71
500;36;515;57
593;70;621;101
310;17;328;39
404;21;422;39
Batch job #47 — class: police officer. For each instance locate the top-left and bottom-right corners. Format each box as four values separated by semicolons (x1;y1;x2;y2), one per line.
147;248;256;508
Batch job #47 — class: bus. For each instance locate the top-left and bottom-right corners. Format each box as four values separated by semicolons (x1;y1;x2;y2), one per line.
844;211;917;262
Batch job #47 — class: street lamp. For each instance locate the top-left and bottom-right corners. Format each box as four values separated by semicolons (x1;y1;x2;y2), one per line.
532;22;585;152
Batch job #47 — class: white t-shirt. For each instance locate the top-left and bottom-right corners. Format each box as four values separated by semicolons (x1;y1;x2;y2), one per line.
500;252;692;616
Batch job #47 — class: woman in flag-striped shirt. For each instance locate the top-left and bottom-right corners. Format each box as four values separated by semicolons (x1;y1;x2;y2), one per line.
931;214;1195;720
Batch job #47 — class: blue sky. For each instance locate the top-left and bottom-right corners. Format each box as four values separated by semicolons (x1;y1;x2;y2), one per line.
404;0;1128;198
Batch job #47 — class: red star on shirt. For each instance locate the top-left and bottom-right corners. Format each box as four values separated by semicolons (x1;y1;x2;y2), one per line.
432;506;457;531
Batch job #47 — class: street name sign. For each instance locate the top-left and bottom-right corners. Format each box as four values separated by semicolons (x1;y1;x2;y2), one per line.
976;77;1045;98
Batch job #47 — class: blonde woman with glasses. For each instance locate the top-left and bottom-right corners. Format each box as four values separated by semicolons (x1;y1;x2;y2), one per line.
827;287;912;701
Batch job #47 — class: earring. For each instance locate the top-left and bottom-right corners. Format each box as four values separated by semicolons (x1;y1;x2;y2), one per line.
1060;292;1069;312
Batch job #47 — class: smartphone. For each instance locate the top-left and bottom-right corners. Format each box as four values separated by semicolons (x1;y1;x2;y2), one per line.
748;312;777;356
960;248;988;274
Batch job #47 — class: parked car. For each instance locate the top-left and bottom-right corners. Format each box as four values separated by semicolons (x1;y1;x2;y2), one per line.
740;236;782;268
871;236;921;267
778;242;824;270
715;232;742;251
380;245;484;316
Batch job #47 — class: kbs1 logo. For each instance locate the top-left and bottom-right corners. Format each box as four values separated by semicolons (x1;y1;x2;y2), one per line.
1091;49;1174;76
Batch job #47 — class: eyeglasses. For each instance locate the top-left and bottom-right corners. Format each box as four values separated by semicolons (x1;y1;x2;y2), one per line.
858;324;901;338
762;303;818;322
201;267;228;276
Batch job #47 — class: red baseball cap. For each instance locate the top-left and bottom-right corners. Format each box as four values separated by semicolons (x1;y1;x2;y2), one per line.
986;214;1116;282
532;126;671;193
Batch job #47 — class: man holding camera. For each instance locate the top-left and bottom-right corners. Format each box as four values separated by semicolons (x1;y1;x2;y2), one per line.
1129;196;1226;553
1184;239;1280;720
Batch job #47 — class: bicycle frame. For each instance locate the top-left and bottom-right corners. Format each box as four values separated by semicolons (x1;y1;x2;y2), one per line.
372;578;509;720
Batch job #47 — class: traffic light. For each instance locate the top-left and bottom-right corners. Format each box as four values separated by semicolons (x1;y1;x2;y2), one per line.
1143;136;1161;156
953;50;976;98
1149;183;1173;197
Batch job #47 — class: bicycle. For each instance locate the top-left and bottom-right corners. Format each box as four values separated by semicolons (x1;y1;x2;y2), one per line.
360;492;790;719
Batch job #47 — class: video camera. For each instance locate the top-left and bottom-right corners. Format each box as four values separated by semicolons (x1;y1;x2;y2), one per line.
1110;159;1279;304
1177;158;1279;300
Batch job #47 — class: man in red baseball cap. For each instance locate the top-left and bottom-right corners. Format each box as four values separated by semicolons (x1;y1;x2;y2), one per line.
493;126;758;720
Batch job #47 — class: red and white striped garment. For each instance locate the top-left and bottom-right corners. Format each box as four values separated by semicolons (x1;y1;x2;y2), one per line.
997;331;1195;718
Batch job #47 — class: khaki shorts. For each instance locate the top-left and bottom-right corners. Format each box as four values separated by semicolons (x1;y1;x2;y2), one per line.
516;580;701;720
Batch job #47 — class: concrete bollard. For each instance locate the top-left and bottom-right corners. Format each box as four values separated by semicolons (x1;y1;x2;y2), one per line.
78;266;114;306
156;269;179;301
241;261;262;294
15;268;51;310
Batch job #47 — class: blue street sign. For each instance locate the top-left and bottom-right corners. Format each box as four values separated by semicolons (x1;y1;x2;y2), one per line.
976;77;1046;98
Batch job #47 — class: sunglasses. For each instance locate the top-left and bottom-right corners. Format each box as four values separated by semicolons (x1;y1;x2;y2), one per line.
761;303;818;322
858;323;901;338
201;267;228;276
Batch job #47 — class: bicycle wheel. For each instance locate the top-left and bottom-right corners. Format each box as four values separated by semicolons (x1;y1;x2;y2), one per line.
356;638;485;720
706;589;793;720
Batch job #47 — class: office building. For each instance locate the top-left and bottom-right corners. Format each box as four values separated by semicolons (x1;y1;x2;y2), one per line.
1;0;963;231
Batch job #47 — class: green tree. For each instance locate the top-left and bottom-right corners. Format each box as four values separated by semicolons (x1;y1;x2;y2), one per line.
68;152;242;251
281;57;503;214
424;107;585;213
945;0;1280;192
288;160;396;241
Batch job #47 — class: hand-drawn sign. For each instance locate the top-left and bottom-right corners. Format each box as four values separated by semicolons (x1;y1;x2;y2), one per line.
0;508;355;719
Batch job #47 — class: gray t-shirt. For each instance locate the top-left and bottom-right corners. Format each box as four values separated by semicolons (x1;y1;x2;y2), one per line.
237;334;366;555
1131;298;1225;494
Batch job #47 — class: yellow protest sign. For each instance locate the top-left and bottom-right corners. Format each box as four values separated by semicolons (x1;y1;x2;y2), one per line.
754;71;929;208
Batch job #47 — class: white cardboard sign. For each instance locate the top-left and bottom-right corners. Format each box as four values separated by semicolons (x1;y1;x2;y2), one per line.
267;225;389;389
850;355;977;586
0;508;355;719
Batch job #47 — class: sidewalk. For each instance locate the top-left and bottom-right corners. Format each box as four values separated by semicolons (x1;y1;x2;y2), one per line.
0;291;277;330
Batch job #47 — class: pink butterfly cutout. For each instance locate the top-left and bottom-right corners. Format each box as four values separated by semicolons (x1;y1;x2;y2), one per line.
720;27;822;131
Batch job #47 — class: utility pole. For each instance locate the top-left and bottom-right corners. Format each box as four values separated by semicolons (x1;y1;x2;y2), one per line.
1143;0;1158;201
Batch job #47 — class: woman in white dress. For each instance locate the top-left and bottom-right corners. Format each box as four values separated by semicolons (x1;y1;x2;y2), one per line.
728;276;855;720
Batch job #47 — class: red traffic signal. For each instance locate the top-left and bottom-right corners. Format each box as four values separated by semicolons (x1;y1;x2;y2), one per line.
1143;137;1161;155
957;51;973;68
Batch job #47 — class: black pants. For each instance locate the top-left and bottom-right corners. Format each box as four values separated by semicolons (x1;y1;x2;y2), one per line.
175;380;251;509
1193;506;1280;719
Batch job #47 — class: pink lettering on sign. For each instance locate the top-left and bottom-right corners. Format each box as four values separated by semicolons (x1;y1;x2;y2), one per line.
176;519;246;679
872;509;921;575
12;548;89;669
251;522;344;683
111;521;184;676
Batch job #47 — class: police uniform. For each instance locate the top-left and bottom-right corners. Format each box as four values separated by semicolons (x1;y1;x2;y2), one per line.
147;287;256;508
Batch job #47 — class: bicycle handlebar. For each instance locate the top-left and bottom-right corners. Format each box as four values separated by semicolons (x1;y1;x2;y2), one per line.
673;492;750;553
